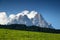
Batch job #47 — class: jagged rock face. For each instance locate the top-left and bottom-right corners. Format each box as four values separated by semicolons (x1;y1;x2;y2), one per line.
31;13;49;28
31;13;40;26
17;15;33;26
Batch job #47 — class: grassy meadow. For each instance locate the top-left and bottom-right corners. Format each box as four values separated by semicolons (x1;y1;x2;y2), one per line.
0;28;60;40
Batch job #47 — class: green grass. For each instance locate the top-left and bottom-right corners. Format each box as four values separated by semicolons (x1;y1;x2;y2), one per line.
0;29;60;40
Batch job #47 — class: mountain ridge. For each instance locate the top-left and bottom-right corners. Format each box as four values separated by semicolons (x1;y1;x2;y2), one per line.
0;10;53;28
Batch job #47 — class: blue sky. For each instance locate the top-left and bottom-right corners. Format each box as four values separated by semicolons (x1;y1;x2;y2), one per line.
0;0;60;29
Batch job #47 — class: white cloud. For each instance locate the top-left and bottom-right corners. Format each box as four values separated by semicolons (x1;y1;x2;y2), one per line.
16;10;38;19
8;14;18;24
16;10;29;17
0;10;38;25
22;10;29;15
9;14;16;19
27;11;37;19
0;12;8;25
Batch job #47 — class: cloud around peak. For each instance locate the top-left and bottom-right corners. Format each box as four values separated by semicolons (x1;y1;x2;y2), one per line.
0;10;38;25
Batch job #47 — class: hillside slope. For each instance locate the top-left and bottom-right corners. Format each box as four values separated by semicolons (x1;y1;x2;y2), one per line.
0;28;60;40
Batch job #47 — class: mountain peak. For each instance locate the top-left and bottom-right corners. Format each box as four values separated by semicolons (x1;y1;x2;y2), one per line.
0;10;53;28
